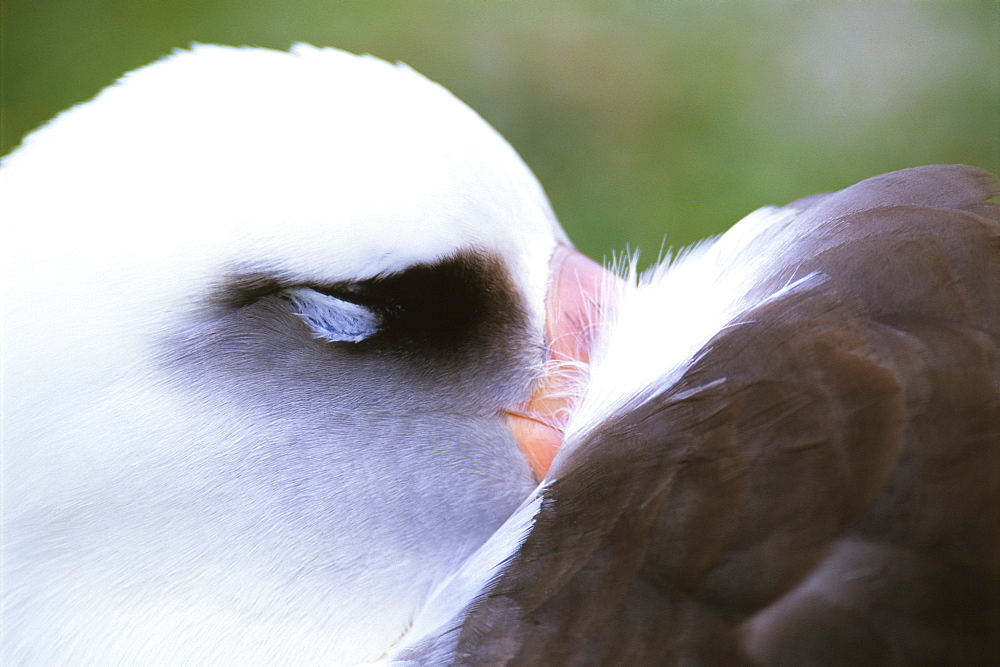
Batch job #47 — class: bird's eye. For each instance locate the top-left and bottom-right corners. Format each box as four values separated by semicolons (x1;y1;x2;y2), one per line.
283;286;381;343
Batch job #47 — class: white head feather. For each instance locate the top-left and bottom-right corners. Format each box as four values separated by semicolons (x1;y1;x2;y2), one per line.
1;44;565;664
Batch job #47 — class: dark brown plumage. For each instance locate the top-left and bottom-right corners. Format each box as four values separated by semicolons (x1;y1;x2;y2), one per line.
395;165;1000;665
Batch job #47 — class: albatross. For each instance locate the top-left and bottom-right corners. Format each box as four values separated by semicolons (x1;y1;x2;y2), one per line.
1;45;997;666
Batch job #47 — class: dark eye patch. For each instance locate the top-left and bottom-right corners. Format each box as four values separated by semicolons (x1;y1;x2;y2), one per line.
217;251;530;359
218;274;287;309
344;253;521;353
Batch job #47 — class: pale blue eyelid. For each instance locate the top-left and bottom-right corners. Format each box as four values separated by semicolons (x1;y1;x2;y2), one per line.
285;287;381;343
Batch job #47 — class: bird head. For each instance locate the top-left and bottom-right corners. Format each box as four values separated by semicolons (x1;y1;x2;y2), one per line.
1;44;608;663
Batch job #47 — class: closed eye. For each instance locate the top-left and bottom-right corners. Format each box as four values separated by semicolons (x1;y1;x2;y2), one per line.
283;287;381;343
219;251;526;357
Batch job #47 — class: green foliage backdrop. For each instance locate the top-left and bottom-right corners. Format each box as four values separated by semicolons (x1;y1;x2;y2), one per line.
4;1;997;265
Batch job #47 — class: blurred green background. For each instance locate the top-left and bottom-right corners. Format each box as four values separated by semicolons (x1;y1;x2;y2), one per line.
3;1;998;265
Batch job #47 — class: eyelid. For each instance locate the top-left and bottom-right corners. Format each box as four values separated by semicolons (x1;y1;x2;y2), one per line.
284;286;381;343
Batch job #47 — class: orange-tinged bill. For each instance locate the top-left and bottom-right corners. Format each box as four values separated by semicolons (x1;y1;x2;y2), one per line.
506;243;613;479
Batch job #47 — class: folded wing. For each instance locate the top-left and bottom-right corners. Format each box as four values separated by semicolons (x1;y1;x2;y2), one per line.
391;165;1000;665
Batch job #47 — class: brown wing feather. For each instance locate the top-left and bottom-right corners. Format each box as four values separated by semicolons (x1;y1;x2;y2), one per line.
403;165;1000;665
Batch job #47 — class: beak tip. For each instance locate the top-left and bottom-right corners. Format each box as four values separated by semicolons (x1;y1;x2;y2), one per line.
506;412;563;480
